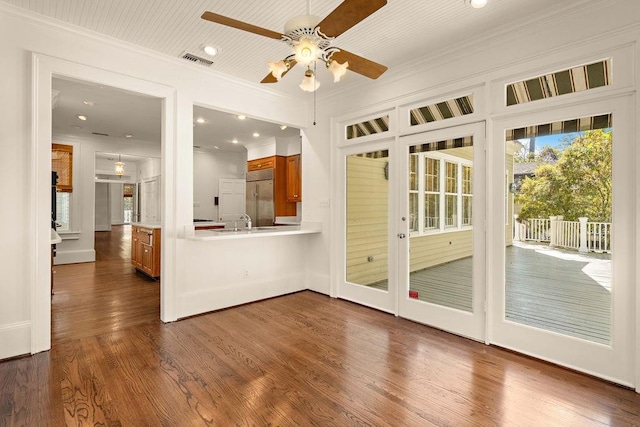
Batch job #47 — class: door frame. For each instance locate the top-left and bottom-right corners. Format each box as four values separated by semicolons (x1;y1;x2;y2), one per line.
487;94;636;387
31;54;176;354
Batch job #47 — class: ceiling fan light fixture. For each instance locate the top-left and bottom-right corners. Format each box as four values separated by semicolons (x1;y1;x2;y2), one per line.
300;69;320;92
268;60;289;80
328;60;349;82
294;37;320;66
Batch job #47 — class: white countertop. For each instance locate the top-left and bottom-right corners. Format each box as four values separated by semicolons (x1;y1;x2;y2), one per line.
188;223;321;241
132;222;161;229
51;229;62;244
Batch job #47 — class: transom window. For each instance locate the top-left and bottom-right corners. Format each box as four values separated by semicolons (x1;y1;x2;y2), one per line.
409;151;473;235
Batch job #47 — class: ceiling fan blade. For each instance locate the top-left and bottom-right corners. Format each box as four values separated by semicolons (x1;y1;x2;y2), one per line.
261;60;298;83
331;50;387;79
201;11;283;40
316;0;387;38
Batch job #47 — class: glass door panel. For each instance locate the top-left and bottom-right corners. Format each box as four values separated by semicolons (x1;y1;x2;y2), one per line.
505;120;612;344
346;150;389;290
339;145;395;313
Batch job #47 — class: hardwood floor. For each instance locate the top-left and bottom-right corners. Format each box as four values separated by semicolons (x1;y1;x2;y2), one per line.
1;228;640;425
51;224;160;344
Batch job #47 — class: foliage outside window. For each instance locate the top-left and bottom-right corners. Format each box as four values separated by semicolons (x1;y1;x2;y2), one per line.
515;129;611;222
409;152;472;235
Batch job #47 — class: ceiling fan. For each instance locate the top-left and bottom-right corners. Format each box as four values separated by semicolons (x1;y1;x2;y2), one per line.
201;0;388;92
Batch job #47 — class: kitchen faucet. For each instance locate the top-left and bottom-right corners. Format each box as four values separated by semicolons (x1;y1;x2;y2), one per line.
239;213;252;230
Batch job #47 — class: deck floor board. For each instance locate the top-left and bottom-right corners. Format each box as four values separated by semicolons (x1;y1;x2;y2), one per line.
369;242;612;344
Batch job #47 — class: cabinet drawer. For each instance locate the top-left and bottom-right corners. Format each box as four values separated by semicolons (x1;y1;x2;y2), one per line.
137;229;153;244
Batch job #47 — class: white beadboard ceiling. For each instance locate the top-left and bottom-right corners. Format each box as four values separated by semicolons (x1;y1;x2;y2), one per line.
3;0;601;95
7;0;602;151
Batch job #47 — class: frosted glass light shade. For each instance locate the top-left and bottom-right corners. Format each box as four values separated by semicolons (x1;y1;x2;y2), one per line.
299;70;320;92
328;60;349;82
268;60;288;80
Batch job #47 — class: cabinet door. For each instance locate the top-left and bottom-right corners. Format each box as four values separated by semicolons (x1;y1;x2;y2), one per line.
247;156;276;171
141;243;154;275
131;228;141;267
286;154;301;202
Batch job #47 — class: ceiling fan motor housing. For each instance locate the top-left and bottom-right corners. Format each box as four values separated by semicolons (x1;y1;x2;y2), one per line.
282;15;337;64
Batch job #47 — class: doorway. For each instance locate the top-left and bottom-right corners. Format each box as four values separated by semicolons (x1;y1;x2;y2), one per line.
32;54;176;354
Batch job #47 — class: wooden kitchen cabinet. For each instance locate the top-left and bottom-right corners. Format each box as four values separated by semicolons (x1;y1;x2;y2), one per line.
248;156;297;217
286;154;301;203
247;156;276;171
131;226;161;278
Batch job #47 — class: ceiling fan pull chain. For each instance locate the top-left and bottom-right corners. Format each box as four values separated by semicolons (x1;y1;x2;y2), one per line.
313;60;317;126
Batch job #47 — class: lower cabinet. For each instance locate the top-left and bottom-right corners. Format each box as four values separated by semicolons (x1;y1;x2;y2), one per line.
132;226;161;278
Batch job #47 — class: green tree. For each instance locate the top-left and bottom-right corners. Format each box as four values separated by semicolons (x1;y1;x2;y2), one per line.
516;130;611;222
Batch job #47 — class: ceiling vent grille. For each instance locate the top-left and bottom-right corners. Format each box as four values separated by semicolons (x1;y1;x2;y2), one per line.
181;52;213;67
92;132;109;137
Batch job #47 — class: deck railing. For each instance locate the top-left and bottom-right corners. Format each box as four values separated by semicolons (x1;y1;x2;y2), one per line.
514;215;611;253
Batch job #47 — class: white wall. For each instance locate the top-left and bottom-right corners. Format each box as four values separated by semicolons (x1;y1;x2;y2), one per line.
193;150;246;221
94;182;111;231
110;183;124;225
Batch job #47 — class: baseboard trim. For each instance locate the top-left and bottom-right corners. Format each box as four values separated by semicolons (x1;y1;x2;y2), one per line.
306;272;330;295
54;249;95;265
0;321;31;360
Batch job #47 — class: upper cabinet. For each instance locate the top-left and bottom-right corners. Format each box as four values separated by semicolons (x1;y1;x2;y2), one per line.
286;154;301;203
247;157;276;171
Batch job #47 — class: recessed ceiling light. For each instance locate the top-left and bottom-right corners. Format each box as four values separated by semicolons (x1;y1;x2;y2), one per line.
202;44;219;57
83;100;95;106
237;115;247;120
467;0;487;8
214;146;220;149
253;132;260;137
70;125;82;130
124;133;133;139
280;125;288;130
77;115;87;121
231;139;238;144
196;117;206;124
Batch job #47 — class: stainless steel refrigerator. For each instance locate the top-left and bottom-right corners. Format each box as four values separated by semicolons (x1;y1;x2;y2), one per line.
246;169;275;227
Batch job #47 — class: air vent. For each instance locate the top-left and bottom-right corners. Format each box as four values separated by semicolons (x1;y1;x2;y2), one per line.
92;132;109;137
181;52;214;67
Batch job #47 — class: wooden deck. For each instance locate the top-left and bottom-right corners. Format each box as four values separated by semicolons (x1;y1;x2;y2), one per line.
370;242;611;344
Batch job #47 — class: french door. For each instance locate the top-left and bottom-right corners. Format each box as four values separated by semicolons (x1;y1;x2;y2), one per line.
338;122;486;340
397;122;486;341
489;96;635;386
